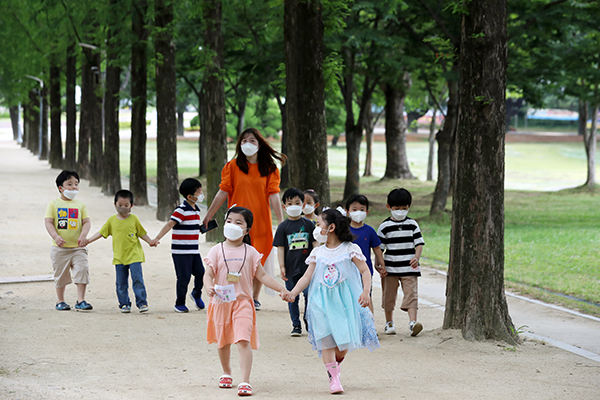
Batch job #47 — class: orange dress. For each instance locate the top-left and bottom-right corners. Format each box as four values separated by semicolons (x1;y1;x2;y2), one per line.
204;243;261;349
219;159;281;265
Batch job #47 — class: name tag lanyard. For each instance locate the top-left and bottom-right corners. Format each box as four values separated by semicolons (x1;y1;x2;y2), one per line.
221;242;246;282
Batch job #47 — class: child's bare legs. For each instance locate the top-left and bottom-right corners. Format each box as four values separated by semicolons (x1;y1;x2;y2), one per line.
252;278;262;305
218;344;232;376
76;283;87;302
237;340;253;383
385;310;393;323
408;307;417;322
321;347;348;364
56;286;66;303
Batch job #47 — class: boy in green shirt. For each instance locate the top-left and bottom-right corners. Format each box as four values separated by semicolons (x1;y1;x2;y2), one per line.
88;190;154;313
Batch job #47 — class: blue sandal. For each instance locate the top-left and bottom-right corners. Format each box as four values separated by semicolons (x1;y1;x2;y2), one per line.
55;302;71;311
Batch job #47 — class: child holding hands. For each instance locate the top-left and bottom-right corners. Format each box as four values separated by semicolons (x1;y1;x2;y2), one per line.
285;208;379;394
203;206;290;397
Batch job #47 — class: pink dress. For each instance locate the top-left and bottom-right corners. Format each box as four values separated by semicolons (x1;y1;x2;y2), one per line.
204;243;262;349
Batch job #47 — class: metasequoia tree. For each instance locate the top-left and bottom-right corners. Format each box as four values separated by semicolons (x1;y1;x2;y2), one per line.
443;0;517;344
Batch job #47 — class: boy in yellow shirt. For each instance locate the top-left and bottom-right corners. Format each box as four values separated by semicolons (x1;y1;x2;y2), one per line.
44;170;92;311
87;190;154;313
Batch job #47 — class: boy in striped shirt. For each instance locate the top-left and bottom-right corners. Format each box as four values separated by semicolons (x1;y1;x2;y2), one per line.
153;178;205;313
377;188;425;337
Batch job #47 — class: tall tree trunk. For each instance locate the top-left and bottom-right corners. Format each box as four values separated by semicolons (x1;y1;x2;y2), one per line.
235;98;247;136
9;105;20;142
363;102;373;177
199;92;207;176
284;0;330;205
204;0;228;241
382;75;415;180
22;101;29;149
155;0;180;221
130;0;149;205
49;61;63;168
177;109;185;137
430;70;459;215
103;9;122;196
40;84;49;160
427;107;437;181
443;0;516;344
28;88;40;155
276;95;289;188
78;52;92;179
65;43;77;170
88;48;104;186
584;103;597;188
578;99;588;137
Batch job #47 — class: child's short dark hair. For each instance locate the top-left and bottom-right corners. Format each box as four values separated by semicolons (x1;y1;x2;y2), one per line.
304;189;320;214
320;208;355;243
387;188;412;207
55;170;79;188
282;187;304;203
179;178;202;198
226;206;254;245
114;189;134;204
345;194;369;211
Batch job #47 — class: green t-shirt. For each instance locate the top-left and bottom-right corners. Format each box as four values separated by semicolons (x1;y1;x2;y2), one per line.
45;198;90;248
99;214;147;265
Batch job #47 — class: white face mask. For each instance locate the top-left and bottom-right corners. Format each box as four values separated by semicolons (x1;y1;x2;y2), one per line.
349;210;367;223
223;223;245;241
285;205;302;217
241;142;259;157
391;209;409;220
313;225;328;243
63;189;78;200
303;204;315;215
192;193;205;203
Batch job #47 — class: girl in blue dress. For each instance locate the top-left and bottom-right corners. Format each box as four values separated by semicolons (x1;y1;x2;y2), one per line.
286;208;379;394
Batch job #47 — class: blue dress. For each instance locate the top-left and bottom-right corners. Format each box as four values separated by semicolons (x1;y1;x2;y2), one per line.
305;242;380;355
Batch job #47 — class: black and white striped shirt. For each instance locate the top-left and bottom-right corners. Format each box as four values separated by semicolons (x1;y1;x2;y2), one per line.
377;217;425;276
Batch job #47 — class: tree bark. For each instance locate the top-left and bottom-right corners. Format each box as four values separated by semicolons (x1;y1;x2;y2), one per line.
199;92;207;176
276;95;289;188
177;109;185;137
382;74;415;180
284;0;330;205
584;103;597;188
49;61;63;168
235;97;247;137
204;0;228;241
65;43;77;170
21;100;29;149
578;99;587;137
78;52;92;179
103;19;122;196
427;107;437;181
363;102;373;177
443;0;517;345
130;0;149;205
155;0;180;221
87;48;103;187
9;105;20;142
40;84;49;160
28;88;39;155
430;69;459;215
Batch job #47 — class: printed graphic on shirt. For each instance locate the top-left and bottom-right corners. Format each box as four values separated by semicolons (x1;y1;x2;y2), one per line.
57;208;79;230
287;228;309;251
323;264;339;287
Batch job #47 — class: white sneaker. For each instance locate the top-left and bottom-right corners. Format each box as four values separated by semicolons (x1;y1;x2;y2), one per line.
410;321;423;337
384;321;396;335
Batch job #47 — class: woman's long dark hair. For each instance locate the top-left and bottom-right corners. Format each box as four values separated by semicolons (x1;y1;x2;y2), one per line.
226;206;254;245
235;128;287;177
320;209;355;243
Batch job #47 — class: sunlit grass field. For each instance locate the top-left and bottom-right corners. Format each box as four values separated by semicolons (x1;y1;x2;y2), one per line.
118;137;600;316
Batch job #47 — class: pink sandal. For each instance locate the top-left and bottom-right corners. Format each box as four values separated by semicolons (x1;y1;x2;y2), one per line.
237;382;252;396
219;374;233;388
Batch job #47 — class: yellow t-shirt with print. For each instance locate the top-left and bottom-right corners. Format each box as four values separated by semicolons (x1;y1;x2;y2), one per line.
99;214;147;265
45;198;90;248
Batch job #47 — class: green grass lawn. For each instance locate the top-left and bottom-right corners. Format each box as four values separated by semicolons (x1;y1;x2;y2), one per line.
117;137;600;315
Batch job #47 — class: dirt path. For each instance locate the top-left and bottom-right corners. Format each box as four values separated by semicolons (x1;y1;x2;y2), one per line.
1;138;599;400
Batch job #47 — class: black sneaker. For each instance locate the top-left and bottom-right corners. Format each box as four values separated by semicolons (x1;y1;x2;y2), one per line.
291;326;302;337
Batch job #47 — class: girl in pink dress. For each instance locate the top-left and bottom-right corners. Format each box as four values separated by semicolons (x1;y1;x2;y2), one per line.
203;206;289;396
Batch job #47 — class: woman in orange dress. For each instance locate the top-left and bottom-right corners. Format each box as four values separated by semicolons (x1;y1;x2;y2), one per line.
203;128;286;310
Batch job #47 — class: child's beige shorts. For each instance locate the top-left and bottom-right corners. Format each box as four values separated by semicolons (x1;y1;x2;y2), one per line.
381;275;418;312
50;246;89;288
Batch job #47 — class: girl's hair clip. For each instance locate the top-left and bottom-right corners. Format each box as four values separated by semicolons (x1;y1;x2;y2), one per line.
322;206;330;212
225;203;238;220
336;206;347;216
